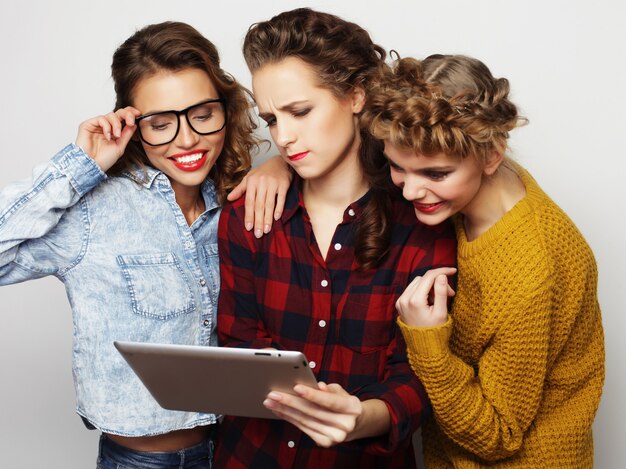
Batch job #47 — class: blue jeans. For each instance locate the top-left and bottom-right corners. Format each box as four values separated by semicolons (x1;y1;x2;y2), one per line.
96;433;214;469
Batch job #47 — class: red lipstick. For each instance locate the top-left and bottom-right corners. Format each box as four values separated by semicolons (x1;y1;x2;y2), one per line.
168;150;208;172
288;151;309;161
413;201;445;213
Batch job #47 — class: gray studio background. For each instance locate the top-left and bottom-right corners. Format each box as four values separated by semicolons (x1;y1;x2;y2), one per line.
1;1;624;467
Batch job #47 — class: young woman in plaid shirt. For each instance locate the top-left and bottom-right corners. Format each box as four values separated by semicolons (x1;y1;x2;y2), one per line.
215;9;457;468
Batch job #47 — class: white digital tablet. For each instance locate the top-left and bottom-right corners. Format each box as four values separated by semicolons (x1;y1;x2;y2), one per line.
114;341;318;419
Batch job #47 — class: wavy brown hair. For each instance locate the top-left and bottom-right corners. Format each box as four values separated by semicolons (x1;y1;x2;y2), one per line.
363;54;527;164
244;8;395;269
108;21;258;203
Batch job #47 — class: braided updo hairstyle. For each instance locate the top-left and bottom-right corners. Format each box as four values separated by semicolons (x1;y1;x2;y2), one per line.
363;54;527;163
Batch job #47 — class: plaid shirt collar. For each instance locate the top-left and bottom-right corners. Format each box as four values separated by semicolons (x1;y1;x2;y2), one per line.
281;175;373;224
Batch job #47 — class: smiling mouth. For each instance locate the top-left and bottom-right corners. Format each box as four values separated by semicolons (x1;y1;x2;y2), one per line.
168;151;207;171
169;152;204;163
413;201;445;213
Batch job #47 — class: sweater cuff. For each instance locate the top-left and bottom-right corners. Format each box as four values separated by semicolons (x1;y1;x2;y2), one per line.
397;316;453;358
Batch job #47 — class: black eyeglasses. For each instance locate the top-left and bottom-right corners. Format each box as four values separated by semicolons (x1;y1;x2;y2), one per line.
136;98;226;146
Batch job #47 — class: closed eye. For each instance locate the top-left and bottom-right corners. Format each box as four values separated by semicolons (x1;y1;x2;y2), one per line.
193;112;214;122
151;122;172;132
292;108;311;118
259;113;276;127
424;170;450;181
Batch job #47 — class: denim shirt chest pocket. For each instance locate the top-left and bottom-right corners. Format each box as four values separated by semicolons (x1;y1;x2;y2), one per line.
117;252;196;320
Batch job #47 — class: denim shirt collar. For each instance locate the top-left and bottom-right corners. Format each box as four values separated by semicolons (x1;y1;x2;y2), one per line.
121;165;221;213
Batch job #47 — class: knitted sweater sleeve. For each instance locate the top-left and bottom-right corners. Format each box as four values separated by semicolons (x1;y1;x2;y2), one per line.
398;277;552;461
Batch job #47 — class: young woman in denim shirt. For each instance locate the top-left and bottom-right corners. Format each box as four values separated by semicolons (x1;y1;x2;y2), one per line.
0;21;289;468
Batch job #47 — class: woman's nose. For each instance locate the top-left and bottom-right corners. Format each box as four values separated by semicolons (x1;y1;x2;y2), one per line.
176;117;200;148
273;120;295;148
402;176;427;201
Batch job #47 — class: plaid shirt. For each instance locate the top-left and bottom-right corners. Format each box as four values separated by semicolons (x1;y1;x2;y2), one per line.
215;178;457;469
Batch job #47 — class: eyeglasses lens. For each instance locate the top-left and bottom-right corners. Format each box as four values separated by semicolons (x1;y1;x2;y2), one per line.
138;101;225;146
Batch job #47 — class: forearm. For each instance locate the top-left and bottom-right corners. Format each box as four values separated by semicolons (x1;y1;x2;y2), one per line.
346;398;390;442
353;329;430;453
217;202;275;348
399;316;548;460
0;145;101;281
0;145;103;230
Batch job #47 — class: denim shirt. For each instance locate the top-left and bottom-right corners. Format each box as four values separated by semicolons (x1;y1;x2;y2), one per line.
0;144;219;436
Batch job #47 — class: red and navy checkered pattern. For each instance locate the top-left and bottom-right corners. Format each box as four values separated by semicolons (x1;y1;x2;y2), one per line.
215;177;457;468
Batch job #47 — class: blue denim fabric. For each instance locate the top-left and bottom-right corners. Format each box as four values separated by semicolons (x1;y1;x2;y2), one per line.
0;144;220;435
96;434;214;469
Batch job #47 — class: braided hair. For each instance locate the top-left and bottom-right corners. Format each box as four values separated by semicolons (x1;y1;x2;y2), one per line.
363;54;526;164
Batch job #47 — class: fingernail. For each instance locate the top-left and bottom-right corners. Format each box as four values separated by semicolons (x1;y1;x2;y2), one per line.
267;392;281;400
245;222;253;231
274;213;281;221
264;224;270;234
255;229;262;238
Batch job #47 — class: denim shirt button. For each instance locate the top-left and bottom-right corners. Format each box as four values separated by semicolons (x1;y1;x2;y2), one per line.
203;319;210;327
200;278;207;287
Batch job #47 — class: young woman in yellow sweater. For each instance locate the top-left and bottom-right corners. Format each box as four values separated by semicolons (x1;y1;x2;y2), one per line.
363;54;605;468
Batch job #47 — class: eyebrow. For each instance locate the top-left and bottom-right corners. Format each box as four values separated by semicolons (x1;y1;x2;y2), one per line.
139;98;222;117
258;100;311;120
383;153;455;172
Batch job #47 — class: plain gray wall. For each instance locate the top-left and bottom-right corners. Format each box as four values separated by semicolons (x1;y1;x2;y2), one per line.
1;1;624;467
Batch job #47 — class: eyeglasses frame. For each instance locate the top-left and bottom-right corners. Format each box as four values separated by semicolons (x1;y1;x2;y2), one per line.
135;98;227;147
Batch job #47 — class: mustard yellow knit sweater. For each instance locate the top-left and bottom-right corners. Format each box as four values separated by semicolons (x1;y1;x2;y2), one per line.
399;164;605;468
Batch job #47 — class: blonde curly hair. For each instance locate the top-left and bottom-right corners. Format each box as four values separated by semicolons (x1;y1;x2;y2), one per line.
363;54;527;163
